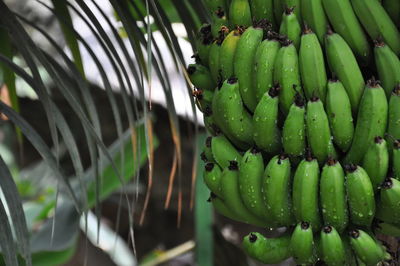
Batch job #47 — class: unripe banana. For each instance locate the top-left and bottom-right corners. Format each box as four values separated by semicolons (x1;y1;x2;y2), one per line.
263;154;294;227
301;0;327;44
376;178;400;225
211;8;229;38
393;140;400;179
203;136;215;162
203;0;227;15
374;41;400;98
211;78;254;148
253;34;281;102
292;156;321;231
209;193;245;223
320;226;347;266
253;86;281;154
273;0;284;25
290;222;317;265
203;162;222;197
306;97;332;165
320;159;348;233
283;0;302;24
249;0;275;27
325;30;365;114
203;106;218;135
219;28;242;80
382;0;400;27
187;64;216;91
361;136;389;191
196;24;213;66
344;79;388;164
321;0;371;64
345;164;376;227
351;0;400;56
229;0;252;27
239;148;270;221
279;7;301;50
242;232;292;264
208;38;224;84
274;40;302;115
210;134;242;169
388;85;400;151
220;161;267;226
282;94;306;159
299;27;327;101
374;220;400;237
234;26;264;111
349;229;386;265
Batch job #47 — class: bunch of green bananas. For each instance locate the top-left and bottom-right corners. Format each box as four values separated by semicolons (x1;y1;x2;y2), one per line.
190;0;400;264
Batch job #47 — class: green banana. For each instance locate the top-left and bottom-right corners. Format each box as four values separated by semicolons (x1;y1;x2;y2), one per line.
234;26;264;111
203;0;227;15
344;79;388;164
253;86;281;154
203;106;218;135
196;24;213;66
208;38;224;84
325;30;365;114
187;64;216;91
203;162;222;197
352;0;400;56
209;193;245;223
292;156;321;231
238;148;269;221
320;226;347;266
263;155;294;227
299;27;327;101
279;7;301;50
219;28;242;81
194;87;214;113
349;229;385;265
253;34;281;102
374;41;400;98
203;136;215;162
210;134;242;169
274;39;302;115
345;164;376;227
273;0;284;25
283;0;302;24
374;221;400;237
382;0;400;27
326;79;354;153
210;8;229;39
376;178;400;225
242;232;292;264
211;78;254;148
282;94;306;159
249;0;275;27
321;0;371;64
393;140;400;179
306;97;332;165
290;222;316;265
388;85;400;152
320;159;348;233
229;0;252;27
361;136;389;191
300;0;327;44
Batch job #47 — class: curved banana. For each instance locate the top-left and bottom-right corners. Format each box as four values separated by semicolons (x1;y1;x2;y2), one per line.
203;162;222;197
242;232;292;264
220;161;267;226
219;28;242;81
361;136;389;191
320;226;347;266
229;0;252;27
376;178;400;225
299;27;327;101
326;79;354;153
282;94;306;159
374;41;400;98
344;79;388;164
208;38;224;84
253;86;281;154
349;229;386;265
290;222;316;265
238;148;269;221
306;97;332;165
210;134;242;169
209;193;247;224
321;0;371;64
253;34;281;102
388;85;400;151
187;64;216;92
325;30;365;114
196;24;213;67
320;159;348;233
211;78;254;148
234;26;264;111
345;164;376;227
292;156;321;231
279;7;301;50
274;39;302;115
351;0;400;56
300;0;327;44
263;155;294;227
211;7;229;38
203;136;215;162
